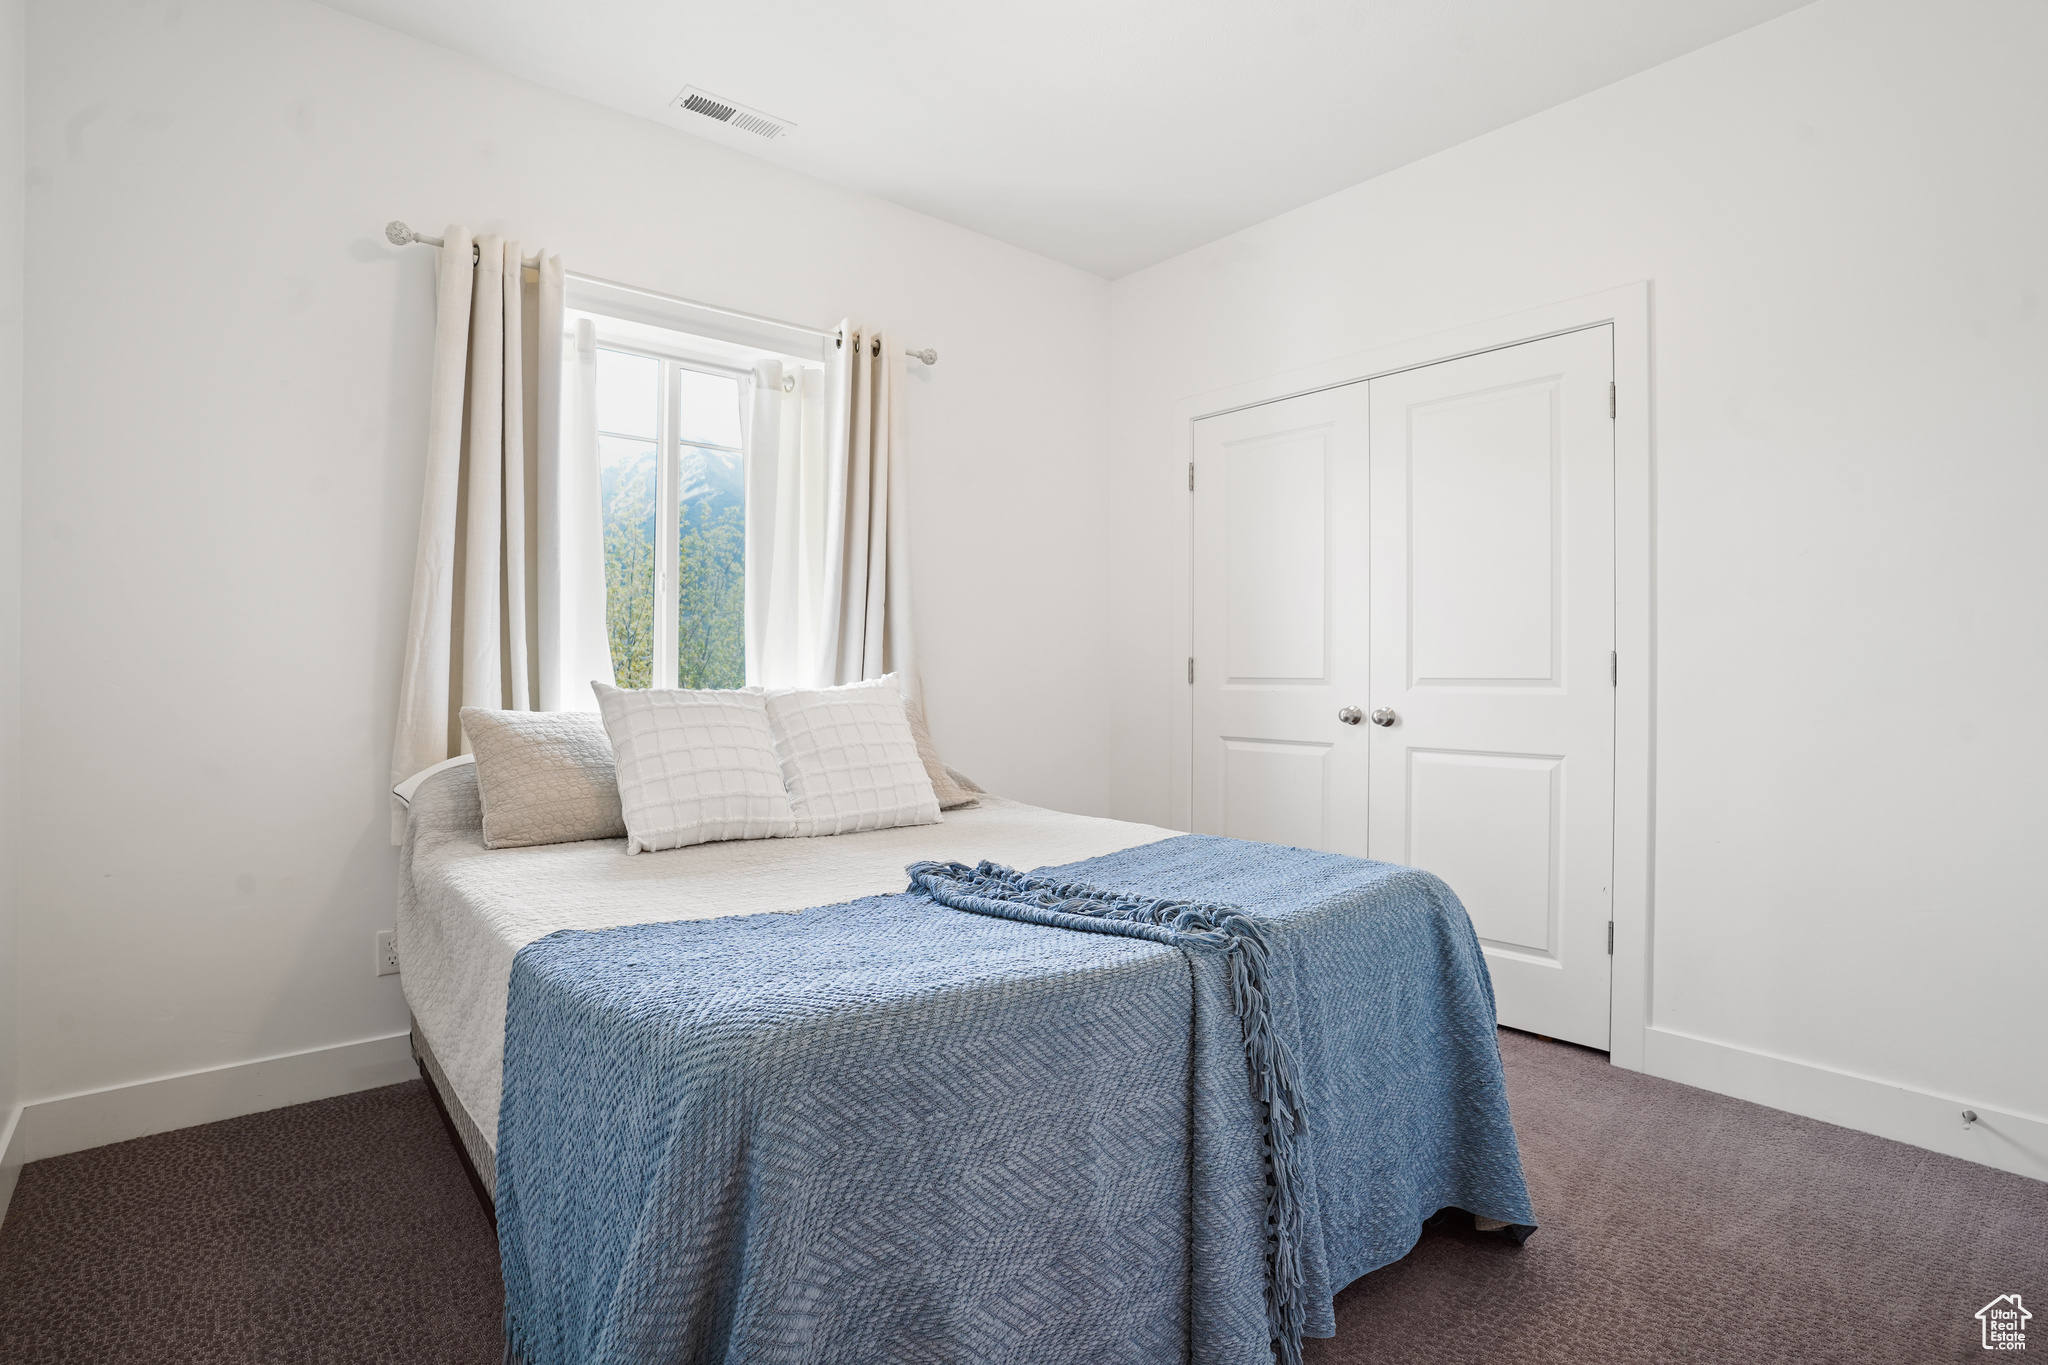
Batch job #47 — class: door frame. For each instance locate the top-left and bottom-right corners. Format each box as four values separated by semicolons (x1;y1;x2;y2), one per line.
1168;282;1655;1071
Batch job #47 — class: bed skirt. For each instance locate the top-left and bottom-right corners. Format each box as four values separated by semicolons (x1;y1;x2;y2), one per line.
411;1014;497;1210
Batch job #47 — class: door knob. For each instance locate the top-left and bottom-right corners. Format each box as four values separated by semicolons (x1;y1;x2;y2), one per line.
1370;708;1398;727
1337;706;1363;726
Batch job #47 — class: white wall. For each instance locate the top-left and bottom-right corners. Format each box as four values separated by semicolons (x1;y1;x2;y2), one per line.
0;0;23;1217
1107;0;2048;1171
18;0;2043;1182
17;0;1113;1122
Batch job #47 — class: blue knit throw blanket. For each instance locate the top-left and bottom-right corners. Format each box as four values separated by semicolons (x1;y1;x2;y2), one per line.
496;834;1538;1365
906;859;1310;1365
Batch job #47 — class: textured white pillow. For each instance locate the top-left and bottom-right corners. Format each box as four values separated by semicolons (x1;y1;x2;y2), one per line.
592;683;797;854
765;675;941;837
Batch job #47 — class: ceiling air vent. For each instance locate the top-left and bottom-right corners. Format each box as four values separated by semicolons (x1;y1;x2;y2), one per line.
671;86;792;140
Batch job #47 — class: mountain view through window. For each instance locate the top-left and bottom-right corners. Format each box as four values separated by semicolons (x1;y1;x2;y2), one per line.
594;346;746;689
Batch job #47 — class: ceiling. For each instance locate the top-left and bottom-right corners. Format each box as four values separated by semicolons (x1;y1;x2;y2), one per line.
321;0;1812;279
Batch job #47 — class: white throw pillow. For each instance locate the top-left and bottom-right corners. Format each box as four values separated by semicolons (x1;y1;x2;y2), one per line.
764;675;941;837
592;683;797;854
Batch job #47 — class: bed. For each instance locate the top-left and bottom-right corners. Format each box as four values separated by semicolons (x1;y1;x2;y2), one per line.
398;760;1534;1365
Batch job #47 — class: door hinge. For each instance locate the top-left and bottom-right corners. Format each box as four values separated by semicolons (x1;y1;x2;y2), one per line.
1607;921;1614;954
1187;657;1195;684
1611;650;1618;687
1188;461;1195;492
1609;381;1616;418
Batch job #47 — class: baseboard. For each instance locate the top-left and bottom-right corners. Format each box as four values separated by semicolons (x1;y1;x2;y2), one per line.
0;1102;23;1229
10;1033;416;1167
1640;1024;2048;1183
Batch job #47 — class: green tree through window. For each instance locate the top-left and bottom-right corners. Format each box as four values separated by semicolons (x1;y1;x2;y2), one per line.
601;448;658;689
590;337;749;690
677;501;745;688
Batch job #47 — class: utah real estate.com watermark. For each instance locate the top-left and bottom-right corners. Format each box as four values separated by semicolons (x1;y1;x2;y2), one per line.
1978;1295;2030;1352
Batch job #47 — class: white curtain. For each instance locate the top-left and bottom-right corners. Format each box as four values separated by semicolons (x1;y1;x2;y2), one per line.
817;322;920;700
390;226;612;833
561;318;618;700
743;358;828;687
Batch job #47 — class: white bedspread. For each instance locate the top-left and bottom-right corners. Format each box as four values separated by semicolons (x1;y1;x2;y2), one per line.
398;764;1181;1148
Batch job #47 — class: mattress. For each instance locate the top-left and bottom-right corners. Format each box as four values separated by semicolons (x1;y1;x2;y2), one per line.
397;762;1181;1157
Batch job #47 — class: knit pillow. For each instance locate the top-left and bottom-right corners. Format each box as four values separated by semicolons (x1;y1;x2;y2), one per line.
764;676;941;837
459;708;625;850
593;684;797;854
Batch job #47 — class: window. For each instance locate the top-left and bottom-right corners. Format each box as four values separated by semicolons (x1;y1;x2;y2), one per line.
569;299;825;692
591;341;746;688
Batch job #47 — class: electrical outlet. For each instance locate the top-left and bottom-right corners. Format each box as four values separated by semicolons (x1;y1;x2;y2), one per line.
375;930;400;977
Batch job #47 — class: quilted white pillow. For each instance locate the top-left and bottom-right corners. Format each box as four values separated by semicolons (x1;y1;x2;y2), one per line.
592;683;797;854
764;675;941;837
460;707;625;849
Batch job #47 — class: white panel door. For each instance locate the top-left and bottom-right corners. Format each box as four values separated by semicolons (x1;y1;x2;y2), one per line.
1191;385;1369;854
1367;327;1616;1048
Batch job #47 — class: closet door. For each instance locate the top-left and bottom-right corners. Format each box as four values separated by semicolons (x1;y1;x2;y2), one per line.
1367;326;1616;1048
1189;384;1370;855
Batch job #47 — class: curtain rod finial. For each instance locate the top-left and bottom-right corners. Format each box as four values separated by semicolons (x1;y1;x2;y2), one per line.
385;220;448;250
908;348;937;366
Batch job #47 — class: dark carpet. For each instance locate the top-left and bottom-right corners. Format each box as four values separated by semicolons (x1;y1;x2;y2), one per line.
0;1034;2040;1364
1308;1030;2048;1365
0;1081;500;1364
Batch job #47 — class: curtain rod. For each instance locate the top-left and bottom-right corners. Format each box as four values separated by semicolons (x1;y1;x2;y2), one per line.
384;222;937;365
